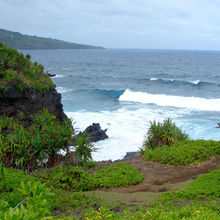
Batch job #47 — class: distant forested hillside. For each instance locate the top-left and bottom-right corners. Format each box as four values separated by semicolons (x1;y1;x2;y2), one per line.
0;29;103;50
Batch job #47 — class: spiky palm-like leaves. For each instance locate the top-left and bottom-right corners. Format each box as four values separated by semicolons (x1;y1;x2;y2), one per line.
75;133;97;167
144;118;189;150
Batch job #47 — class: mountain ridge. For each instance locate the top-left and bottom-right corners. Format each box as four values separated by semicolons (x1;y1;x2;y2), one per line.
0;29;103;50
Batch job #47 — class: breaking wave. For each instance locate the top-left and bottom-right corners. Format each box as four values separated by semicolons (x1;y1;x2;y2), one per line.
119;89;220;111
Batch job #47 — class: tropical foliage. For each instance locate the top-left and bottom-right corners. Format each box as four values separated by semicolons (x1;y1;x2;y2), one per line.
0;41;55;92
0;109;73;171
0;168;53;219
143;118;189;150
75;133;97;167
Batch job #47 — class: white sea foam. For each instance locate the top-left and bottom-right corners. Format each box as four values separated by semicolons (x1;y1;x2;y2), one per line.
66;107;192;161
189;80;200;85
150;78;159;81
150;78;173;82
54;74;64;78
150;78;200;85
119;89;220;111
66;104;220;161
56;87;73;94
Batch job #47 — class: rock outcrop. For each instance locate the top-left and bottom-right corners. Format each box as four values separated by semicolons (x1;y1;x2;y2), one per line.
0;87;67;127
79;123;108;142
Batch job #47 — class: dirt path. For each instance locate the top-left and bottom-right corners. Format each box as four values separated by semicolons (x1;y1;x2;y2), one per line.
97;155;220;193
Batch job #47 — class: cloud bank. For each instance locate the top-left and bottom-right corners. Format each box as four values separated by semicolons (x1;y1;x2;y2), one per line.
0;0;220;49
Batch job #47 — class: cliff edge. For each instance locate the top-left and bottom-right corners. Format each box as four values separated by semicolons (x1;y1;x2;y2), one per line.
0;42;67;125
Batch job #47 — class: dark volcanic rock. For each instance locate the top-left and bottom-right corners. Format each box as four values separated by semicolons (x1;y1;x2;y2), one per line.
82;123;108;142
122;152;140;160
114;152;140;162
0;88;67;127
48;73;56;77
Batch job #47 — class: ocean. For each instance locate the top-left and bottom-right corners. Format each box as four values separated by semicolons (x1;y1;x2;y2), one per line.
23;49;220;161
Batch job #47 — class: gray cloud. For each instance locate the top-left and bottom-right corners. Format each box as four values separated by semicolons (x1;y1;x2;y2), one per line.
0;0;220;49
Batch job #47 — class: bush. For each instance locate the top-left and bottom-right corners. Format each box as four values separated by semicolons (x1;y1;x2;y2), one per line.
0;42;54;92
75;133;97;167
143;118;189;150
0;109;74;170
47;165;98;191
95;162;144;188
40;162;144;191
0;180;53;219
144;140;220;166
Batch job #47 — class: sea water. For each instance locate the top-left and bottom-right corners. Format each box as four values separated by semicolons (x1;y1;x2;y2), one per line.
24;49;220;161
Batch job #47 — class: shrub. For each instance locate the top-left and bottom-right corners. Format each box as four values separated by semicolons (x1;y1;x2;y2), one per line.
30;109;74;166
0;180;53;219
0;162;5;191
143;118;189;150
45;165;98;191
40;162;143;191
0;109;74;170
75;133;97;167
95;162;144;188
86;161;99;168
144;140;220;166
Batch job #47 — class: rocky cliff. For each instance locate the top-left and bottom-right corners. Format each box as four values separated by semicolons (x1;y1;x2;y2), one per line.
0;42;68;126
0;87;67;127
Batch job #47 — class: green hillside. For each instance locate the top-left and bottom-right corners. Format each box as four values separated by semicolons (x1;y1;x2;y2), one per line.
0;29;103;50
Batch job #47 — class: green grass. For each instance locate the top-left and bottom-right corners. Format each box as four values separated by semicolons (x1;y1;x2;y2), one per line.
84;168;220;219
0;167;103;219
157;168;220;202
0;42;55;92
144;140;220;166
1;166;220;219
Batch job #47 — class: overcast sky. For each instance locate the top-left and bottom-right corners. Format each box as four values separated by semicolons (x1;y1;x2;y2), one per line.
1;0;220;50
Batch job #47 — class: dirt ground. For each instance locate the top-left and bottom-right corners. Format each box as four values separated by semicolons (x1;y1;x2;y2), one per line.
97;155;220;193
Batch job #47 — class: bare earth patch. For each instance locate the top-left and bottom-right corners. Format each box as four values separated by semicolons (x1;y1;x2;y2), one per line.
97;155;220;193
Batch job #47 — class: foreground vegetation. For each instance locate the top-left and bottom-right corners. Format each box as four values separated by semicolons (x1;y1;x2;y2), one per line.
85;168;220;219
0;109;73;171
1;166;219;219
0;41;55;92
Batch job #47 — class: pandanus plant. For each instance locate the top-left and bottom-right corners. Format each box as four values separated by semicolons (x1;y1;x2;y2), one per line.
144;118;189;150
75;133;97;167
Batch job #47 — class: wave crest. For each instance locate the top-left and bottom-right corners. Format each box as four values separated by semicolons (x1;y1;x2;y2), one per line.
119;89;220;111
148;78;210;86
